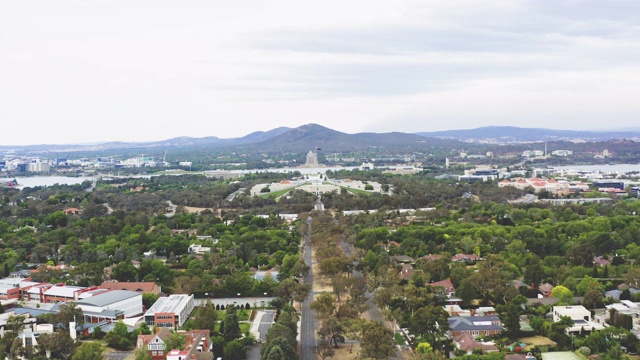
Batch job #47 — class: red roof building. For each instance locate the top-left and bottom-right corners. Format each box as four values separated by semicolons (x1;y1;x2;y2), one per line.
100;281;161;295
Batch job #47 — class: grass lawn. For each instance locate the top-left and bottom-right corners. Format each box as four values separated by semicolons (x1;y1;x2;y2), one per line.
214;310;253;321
520;335;557;349
214;321;252;335
394;332;406;345
259;188;293;198
343;187;372;196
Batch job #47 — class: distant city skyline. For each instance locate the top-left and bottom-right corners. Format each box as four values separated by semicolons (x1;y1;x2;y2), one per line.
2;1;640;145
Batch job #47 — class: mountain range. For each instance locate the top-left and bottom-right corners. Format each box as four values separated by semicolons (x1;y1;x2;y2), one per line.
2;124;640;154
417;126;640;143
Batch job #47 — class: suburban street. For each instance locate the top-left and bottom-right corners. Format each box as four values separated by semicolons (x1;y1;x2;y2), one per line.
300;219;318;360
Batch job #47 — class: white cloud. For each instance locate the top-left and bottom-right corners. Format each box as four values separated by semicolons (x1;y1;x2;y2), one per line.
1;0;640;144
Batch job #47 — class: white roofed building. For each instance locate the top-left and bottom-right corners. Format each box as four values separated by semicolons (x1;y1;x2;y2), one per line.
144;294;195;329
74;290;143;323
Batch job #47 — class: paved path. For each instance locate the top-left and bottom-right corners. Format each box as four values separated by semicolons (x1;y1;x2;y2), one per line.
250;309;277;342
246;344;262;360
259;310;276;342
165;200;177;217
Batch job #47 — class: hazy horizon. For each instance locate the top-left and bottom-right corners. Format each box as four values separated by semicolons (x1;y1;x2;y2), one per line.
2;123;640;148
3;1;640;145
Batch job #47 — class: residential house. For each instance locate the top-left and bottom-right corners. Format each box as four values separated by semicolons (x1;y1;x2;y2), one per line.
452;254;482;263
188;244;211;255
448;316;503;338
452;333;499;355
138;329;213;360
513;280;531;290
418;254;443;262
390;255;415;264
539;283;554;297
62;208;81;215
137;328;172;360
399;264;415;281
552;305;605;334
428;278;455;298
593;256;611;267
605;288;639;301
443;305;471;317
475;307;497;316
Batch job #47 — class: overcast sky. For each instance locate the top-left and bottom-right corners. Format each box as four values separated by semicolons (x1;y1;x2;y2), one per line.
2;1;640;145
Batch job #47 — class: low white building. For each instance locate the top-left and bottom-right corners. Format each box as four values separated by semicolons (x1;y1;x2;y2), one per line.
188;244;211;255
553;305;605;334
74;290;143;323
144;294;195;328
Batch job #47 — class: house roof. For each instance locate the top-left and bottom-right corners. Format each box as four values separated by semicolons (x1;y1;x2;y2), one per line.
452;253;482;261
539;283;554;292
391;255;415;263
448;316;503;332
429;278;455;292
454;333;481;352
593;256;611;266
419;254;443;262
145;294;193;316
44;285;85;298
76;290;140;307
100;281;160;293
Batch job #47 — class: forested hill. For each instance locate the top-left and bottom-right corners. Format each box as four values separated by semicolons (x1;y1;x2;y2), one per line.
234;123;462;153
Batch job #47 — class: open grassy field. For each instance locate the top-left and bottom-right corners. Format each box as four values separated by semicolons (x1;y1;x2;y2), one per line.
344;187;372;196
258;187;293;198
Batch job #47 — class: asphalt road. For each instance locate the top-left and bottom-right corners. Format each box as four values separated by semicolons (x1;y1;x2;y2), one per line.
103;351;133;360
259;310;277;342
300;229;318;360
247;344;262;360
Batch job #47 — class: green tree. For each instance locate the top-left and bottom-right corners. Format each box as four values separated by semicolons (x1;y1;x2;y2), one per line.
359;321;396;360
224;339;246;360
192;301;217;331
523;255;543;285
265;323;297;350
317;317;345;348
223;308;241;342
142;293;159;309
501;300;522;339
551;285;573;304
112;262;138;282
575;276;603;296
37;330;76;360
416;342;433;353
57;302;84;329
71;342;103;360
135;349;153;360
164;331;187;352
261;336;296;360
316;339;335;360
409;305;450;339
105;320;132;350
310;292;337;320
